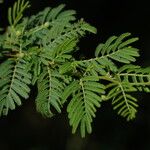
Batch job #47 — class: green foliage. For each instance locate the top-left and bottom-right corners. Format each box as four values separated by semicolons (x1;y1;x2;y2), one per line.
8;0;30;26
66;76;105;137
0;58;31;116
36;67;66;117
0;0;150;137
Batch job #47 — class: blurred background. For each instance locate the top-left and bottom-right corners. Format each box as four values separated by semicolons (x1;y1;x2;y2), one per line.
0;0;150;150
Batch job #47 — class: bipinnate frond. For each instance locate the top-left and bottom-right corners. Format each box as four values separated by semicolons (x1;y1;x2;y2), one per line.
74;33;139;76
0;58;32;116
104;65;150;120
107;82;138;121
95;33;139;63
117;65;150;92
35;66;66;117
63;76;105;137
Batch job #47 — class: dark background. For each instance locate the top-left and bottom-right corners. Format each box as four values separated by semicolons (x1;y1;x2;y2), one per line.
0;0;150;150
